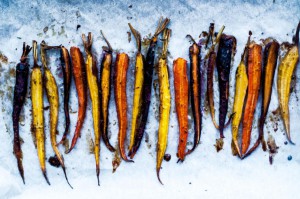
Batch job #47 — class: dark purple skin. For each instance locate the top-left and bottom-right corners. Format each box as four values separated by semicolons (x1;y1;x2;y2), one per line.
128;39;156;158
100;48;116;152
12;43;32;184
59;47;72;144
216;34;236;138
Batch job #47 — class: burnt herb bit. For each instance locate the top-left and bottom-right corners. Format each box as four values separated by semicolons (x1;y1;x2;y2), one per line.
100;30;115;152
48;155;61;167
128;17;170;159
12;42;32;184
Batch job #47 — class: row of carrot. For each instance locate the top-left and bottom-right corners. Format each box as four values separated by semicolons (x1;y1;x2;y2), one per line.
11;18;299;187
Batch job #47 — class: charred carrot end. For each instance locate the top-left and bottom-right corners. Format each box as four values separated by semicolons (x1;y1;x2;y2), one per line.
13;42;31;184
67;47;87;153
100;31;115;152
156;28;171;184
114;53;133;162
187;42;201;155
241;43;262;155
173;58;189;162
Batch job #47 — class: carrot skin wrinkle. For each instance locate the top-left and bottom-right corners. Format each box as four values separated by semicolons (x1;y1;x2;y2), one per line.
216;34;236;138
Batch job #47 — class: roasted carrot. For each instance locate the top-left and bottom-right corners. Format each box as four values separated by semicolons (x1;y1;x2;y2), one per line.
41;41;72;188
206;23;220;129
173;58;189;162
216;33;236;138
31;40;50;185
128;24;145;156
114;53;132;162
99;31;115;152
128;18;170;158
231;32;251;157
241;43;262;155
12;42;31;184
186;39;201;155
67;47;87;153
57;46;72;145
277;21;299;144
206;25;233;133
243;38;279;158
157;28;171;185
82;33;101;185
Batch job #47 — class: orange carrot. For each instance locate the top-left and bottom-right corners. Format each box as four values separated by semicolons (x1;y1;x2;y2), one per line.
114;53;133;162
67;47;87;153
241;43;262;155
173;58;189;162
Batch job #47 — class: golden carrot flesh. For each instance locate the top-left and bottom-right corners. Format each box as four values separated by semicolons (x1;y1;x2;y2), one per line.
231;33;251;157
82;33;101;185
173;58;189;162
100;31;115;152
232;57;248;157
241;43;262;155
277;49;299;143
31;40;50;185
128;24;145;154
277;22;299;144
157;28;171;185
114;53;132;162
41;41;72;188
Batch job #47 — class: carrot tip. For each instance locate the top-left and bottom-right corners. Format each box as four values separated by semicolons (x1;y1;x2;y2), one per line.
62;166;73;189
42;171;51;185
156;168;164;185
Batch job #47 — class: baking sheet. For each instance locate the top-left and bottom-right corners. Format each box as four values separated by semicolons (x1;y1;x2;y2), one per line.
0;0;300;198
